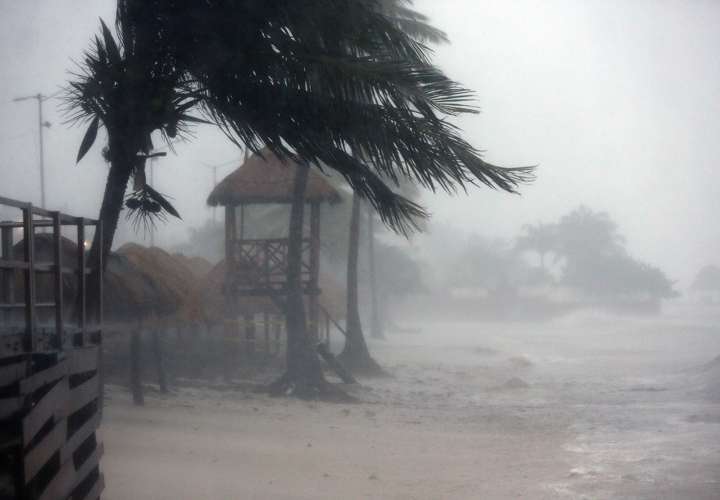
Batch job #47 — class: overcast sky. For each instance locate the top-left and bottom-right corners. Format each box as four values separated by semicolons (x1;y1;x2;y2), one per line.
1;0;718;286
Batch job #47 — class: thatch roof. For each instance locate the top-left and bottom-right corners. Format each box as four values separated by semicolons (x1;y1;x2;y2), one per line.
11;236;174;321
207;149;341;206
116;244;211;323
172;253;214;279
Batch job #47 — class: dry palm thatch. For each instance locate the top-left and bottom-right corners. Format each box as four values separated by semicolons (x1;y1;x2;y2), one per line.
207;148;342;207
116;243;209;325
10;235;170;323
171;253;213;279
104;252;169;321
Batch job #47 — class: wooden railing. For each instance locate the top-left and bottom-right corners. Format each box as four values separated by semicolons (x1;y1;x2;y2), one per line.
0;195;102;354
229;237;314;295
0;195;104;500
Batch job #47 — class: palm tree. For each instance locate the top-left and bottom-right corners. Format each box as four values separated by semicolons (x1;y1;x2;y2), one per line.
338;193;385;375
367;205;384;340
516;222;557;271
67;0;533;398
338;0;447;374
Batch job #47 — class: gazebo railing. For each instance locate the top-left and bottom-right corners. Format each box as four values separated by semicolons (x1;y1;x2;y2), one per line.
230;237;314;295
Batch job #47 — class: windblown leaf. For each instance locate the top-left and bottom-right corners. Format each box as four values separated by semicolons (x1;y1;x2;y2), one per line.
146;185;181;219
76;116;100;163
99;19;121;66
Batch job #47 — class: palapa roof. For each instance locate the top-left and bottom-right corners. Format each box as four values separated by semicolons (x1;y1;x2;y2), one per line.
207;148;341;206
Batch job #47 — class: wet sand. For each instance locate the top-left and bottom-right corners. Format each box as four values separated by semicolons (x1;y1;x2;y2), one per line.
101;305;720;499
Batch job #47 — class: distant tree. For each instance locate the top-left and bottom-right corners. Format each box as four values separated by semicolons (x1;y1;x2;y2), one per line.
691;265;720;292
516;222;557;271
447;236;524;292
563;253;677;300
554;206;625;262
550;206;676;301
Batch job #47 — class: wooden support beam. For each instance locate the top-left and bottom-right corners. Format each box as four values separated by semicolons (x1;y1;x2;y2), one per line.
76;220;86;346
52;212;64;350
308;203;321;341
22;206;36;353
316;343;356;384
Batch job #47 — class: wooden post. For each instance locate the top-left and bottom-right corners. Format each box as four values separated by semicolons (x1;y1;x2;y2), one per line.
274;315;282;356
1;225;14;325
244;313;256;358
96;220;105;415
225;206;237;273
308;202;321;341
325;310;331;345
130;329;144;405
263;311;270;356
52;212;64;350
22;205;36;353
150;329;168;393
97;220;103;328
77;219;86;346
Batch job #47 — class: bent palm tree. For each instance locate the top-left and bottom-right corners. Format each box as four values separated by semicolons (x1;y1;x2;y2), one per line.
339;0;448;374
338;193;385;375
66;0;533;398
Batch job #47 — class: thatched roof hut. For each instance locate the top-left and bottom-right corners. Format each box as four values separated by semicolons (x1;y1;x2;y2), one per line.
207;148;341;206
116;244;210;323
104;253;170;321
172;253;213;279
10;236;175;322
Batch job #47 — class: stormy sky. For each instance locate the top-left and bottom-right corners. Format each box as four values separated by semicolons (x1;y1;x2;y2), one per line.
0;0;718;286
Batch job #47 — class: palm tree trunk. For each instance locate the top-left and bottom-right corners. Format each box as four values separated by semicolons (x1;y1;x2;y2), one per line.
367;205;384;339
269;163;345;399
338;193;384;376
84;136;138;321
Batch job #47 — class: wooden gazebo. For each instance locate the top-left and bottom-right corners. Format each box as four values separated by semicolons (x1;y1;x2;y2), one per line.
207;149;341;352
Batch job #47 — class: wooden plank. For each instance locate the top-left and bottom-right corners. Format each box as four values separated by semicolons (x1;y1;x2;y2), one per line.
63;413;100;462
0;260;29;270
72;442;103;492
0;396;23;420
24;419;66;482
67;347;99;375
76;472;104;500
0;361;26;387
0;302;56;309
68;374;99;413
53;212;65;350
37;455;75;500
19;359;67;395
23;206;36;352
23;378;68;444
317;343;356;384
77;222;86;345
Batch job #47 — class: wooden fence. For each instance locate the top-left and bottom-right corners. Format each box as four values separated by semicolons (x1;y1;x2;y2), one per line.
0;196;104;500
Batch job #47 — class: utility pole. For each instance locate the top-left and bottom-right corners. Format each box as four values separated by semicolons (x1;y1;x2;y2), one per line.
12;93;52;209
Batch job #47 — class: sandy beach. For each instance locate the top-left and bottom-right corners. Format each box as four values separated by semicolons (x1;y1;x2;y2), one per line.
100;307;720;499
